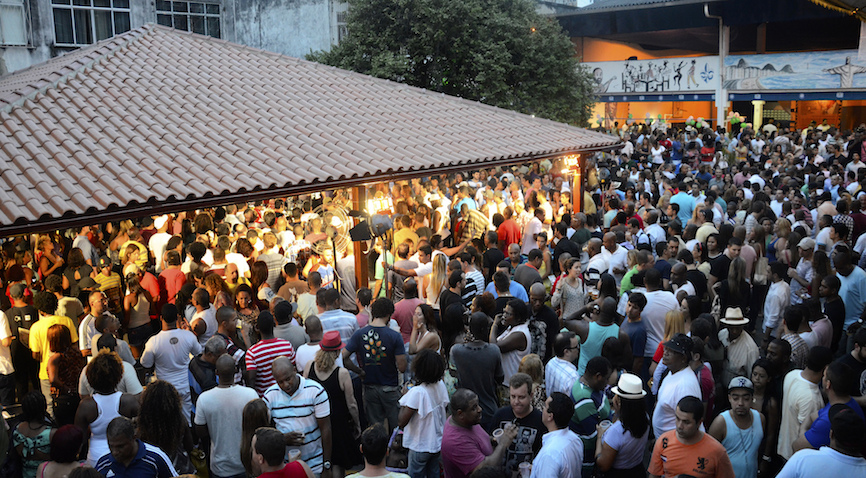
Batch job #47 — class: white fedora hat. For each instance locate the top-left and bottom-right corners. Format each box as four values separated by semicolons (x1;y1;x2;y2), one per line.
612;373;646;400
720;307;749;326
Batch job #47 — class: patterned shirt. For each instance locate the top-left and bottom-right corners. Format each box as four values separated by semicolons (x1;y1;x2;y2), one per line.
782;332;809;370
545;357;580;398
263;377;330;474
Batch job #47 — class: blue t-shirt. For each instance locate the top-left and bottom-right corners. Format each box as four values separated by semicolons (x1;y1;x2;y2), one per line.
620;320;647;359
345;325;406;387
804;398;865;448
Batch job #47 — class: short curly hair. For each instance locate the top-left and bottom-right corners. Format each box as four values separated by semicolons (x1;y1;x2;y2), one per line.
86;350;123;394
34;291;58;315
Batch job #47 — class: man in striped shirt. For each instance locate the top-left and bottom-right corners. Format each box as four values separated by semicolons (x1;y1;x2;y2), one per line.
244;311;295;396
264;356;332;477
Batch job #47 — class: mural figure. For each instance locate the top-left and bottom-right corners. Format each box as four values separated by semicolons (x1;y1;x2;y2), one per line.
673;61;684;88
687;59;698;89
592;67;616;93
824;57;866;88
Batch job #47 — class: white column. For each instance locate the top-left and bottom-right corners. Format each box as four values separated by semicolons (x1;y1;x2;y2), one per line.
752;100;765;129
716;25;730;129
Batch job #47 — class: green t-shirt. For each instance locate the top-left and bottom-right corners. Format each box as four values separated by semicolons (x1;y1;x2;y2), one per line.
570;380;611;465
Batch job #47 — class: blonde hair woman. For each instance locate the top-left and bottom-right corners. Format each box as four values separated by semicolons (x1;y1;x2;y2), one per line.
518;354;546;410
648;310;685;379
424;254;448;310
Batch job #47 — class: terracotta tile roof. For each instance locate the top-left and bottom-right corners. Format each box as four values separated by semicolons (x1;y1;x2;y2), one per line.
0;24;618;235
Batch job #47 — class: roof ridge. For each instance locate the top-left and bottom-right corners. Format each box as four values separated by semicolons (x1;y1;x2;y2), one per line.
0;25;154;113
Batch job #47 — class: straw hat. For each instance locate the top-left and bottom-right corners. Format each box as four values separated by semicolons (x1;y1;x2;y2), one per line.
612;373;646;400
720;307;749;326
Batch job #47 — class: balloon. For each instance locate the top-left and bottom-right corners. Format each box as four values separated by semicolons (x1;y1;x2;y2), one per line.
697;117;704;123
730;117;740;125
628;113;633;119
627;119;635;125
658;114;663;120
597;114;603;120
686;120;694;126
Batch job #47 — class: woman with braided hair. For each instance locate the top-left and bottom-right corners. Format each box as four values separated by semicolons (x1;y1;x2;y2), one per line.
137;380;195;474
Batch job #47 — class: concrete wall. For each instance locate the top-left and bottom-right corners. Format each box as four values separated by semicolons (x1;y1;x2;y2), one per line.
0;0;335;75
231;0;333;59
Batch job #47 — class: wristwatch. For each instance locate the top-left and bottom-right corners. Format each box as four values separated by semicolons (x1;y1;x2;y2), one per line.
323;461;332;470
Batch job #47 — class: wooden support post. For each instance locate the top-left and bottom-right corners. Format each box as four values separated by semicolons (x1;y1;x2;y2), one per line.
352;186;368;288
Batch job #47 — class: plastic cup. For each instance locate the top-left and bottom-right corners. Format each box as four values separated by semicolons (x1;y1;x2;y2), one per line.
519;462;531;478
599;420;612;432
288;449;301;462
492;428;504;441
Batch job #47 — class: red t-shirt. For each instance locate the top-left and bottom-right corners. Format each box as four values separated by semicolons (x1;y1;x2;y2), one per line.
497;219;521;248
259;461;306;478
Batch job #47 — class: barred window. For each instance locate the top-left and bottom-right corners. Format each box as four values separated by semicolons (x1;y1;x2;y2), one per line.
52;0;131;47
156;1;220;38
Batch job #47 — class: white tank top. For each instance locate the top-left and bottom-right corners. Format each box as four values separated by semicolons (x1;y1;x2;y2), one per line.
86;391;122;466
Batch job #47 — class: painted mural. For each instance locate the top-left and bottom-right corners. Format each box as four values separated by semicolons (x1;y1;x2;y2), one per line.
583;57;719;94
724;50;866;90
584;50;866;95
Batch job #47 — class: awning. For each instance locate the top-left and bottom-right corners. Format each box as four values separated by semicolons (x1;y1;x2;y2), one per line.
0;25;619;237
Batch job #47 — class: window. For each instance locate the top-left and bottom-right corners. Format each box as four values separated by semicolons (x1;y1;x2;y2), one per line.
156;1;220;39
331;0;347;45
0;1;27;46
52;0;131;47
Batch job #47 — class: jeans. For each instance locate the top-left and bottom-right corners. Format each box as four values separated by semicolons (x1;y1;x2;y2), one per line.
40;379;53;417
0;372;14;407
363;384;401;431
408;450;440;478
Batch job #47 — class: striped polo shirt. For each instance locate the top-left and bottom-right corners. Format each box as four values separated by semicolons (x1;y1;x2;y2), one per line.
245;337;295;396
263;377;330;473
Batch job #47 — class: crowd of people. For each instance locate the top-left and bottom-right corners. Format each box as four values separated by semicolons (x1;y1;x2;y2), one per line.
1;118;866;478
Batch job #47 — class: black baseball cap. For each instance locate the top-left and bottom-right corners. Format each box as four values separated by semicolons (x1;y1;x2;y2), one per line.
664;333;693;355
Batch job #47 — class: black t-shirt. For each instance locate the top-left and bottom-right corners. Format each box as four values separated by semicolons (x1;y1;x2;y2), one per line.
836;353;866;398
489;407;546;476
553;238;582;275
483;248;506;282
709;254;732;280
824;298;846;354
686;269;708;299
438;289;464;314
7;304;38;362
530;305;559;363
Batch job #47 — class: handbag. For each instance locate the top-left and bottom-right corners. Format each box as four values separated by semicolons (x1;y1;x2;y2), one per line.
754;257;769;286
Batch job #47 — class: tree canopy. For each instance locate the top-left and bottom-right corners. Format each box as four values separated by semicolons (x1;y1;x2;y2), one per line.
307;0;596;126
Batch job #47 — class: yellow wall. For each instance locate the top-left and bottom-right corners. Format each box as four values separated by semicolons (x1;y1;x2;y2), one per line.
578;37;707;62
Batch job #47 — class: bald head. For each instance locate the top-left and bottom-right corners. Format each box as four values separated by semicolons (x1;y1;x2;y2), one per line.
216;354;236;381
600;297;617;323
304;315;322;340
603;233;616;251
587;238;602;256
272;356;294;376
509;243;520;254
529;283;545;296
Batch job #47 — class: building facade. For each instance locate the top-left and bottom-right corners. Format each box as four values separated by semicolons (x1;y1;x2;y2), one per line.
0;0;347;75
556;0;866;131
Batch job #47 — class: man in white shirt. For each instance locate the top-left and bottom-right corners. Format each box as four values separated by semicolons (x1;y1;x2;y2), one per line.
652;334;703;437
195;354;259;478
601;232;628;285
0;310;13;406
763;262;791;348
521;209;545;256
140;304;203;420
531;392;583;478
545;332;580;398
777;346;833;460
148;215;172;273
